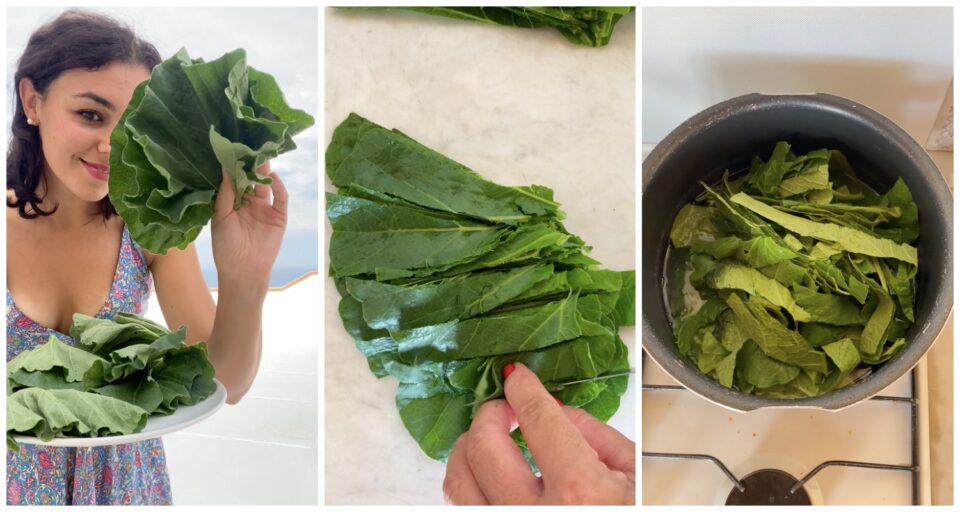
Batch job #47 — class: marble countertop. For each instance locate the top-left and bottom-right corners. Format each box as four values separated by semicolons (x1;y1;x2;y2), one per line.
324;8;636;505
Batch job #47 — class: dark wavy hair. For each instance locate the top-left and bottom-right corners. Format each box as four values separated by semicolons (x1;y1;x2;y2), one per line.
7;9;161;220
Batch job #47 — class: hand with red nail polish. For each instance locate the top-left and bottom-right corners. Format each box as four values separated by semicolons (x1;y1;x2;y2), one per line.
442;362;635;505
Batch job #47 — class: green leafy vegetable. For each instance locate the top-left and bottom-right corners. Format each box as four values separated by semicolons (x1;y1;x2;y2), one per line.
666;142;918;398
345;7;634;47
327;114;634;461
109;48;314;254
7;314;216;448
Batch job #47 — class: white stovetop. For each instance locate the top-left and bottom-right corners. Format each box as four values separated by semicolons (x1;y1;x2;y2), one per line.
642;352;931;505
324;8;636;505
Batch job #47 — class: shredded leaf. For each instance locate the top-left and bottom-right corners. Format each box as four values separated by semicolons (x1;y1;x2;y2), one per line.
666;142;918;398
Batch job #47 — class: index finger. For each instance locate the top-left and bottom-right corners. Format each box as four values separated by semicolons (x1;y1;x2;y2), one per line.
253;161;272;199
503;363;607;481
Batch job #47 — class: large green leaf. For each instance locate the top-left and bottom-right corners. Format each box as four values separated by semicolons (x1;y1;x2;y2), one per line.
346;264;553;331
346;7;634;47
327;193;508;279
7;388;148;442
109;48;314;254
7;336;106;391
395;294;586;364
326;114;561;224
71;312;171;356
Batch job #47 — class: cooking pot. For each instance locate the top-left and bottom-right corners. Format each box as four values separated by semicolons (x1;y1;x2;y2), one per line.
641;93;953;411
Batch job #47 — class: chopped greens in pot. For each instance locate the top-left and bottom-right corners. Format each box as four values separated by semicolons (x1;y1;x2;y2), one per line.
665;142;918;399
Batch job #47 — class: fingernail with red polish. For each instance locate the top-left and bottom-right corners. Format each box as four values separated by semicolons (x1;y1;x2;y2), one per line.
502;362;516;380
554;396;564;406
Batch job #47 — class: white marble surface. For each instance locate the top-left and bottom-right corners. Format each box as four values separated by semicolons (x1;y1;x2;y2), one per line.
323;8;636;505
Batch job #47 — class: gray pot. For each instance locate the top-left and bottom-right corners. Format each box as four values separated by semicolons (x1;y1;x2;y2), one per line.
641;93;953;411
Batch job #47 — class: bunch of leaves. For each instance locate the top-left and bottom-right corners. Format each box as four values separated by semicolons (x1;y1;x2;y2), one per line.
7;313;216;449
327;113;635;461
666;141;919;399
109;47;315;255
345;6;634;47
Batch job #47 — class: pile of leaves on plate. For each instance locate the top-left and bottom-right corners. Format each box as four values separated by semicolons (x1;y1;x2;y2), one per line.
666;141;919;399
327;113;635;461
347;7;634;47
6;313;216;449
109;47;314;255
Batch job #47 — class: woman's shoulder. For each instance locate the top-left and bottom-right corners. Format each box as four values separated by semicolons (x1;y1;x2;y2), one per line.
120;222;157;267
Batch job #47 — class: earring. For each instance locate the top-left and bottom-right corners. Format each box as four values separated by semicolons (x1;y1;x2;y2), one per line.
26;118;36;126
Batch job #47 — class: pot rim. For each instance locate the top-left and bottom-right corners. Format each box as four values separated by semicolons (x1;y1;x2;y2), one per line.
641;92;954;412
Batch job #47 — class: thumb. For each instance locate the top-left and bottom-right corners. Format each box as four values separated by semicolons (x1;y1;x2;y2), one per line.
213;168;235;221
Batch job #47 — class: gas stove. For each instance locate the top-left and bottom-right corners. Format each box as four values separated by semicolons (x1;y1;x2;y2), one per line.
641;349;932;505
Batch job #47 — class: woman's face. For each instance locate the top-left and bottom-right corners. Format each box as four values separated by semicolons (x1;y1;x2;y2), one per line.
21;62;151;203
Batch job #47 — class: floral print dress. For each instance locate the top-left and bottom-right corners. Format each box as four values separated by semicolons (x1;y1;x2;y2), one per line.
6;225;173;505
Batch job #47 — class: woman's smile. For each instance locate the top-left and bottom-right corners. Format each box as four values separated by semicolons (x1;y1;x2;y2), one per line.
80;158;110;181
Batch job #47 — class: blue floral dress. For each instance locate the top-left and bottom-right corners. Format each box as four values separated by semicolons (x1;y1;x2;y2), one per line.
6;225;173;505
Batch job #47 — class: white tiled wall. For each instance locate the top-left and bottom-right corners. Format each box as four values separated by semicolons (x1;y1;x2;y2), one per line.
642;7;953;147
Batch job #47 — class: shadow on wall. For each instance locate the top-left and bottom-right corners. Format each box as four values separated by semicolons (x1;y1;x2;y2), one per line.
650;53;950;145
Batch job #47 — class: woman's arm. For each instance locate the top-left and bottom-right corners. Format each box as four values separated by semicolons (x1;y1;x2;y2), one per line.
149;163;287;405
149;244;266;406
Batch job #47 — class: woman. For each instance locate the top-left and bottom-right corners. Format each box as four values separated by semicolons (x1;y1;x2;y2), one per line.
7;10;287;505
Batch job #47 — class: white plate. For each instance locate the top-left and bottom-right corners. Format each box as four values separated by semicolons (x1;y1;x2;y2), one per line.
12;380;227;448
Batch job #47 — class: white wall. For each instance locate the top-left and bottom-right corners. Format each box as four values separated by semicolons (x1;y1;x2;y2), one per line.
642;7;953;146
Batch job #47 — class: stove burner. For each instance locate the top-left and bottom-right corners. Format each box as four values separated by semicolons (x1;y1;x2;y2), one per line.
725;469;811;505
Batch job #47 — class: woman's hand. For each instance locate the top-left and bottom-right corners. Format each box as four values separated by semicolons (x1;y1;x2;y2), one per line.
443;363;635;505
211;162;288;290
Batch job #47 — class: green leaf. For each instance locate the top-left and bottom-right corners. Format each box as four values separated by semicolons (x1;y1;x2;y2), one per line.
7;388;148;442
91;373;164;415
778;162;830;197
738;341;802;389
327;114;560;224
346;264;553;331
395;294;585;363
792;285;864;326
675;298;728;358
327;192;508;279
746;141;792;195
669;204;723;247
612;270;636;326
860;289;896;355
822;338;860;373
729;192;917;265
889;261;917;322
7;336;106;389
346;7;634;47
71;313;171;356
874;178;920;244
109;48;313;254
151;343;218;414
707;264;811;322
396;392;470;462
725;293;828;374
437;224;571;276
88;328;187;383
